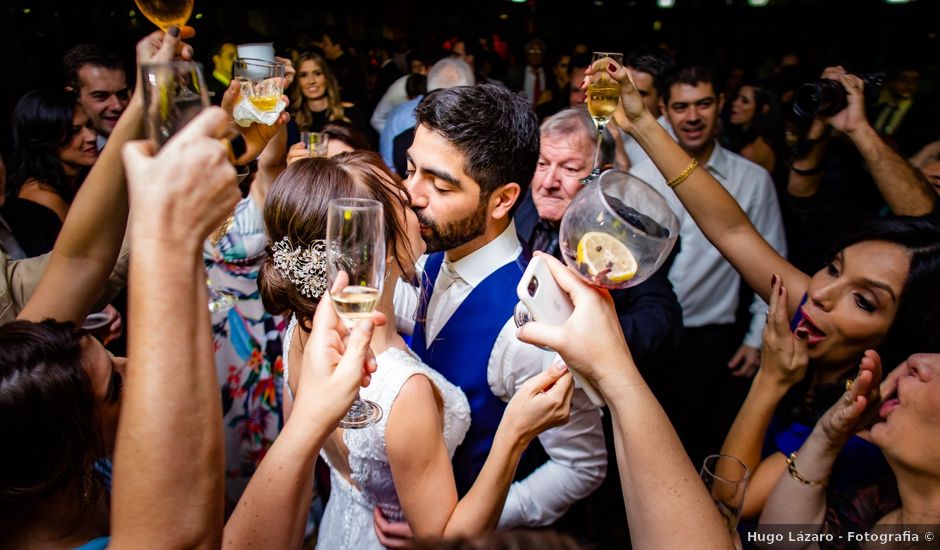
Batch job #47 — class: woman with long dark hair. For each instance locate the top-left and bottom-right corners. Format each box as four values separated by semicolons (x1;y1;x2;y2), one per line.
601;61;940;531
3;88;98;256
722;80;783;176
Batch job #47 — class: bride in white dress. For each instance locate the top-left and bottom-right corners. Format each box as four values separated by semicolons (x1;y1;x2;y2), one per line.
257;151;574;548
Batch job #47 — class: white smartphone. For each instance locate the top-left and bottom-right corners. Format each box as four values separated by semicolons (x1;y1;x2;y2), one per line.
516;256;574;326
516;257;605;407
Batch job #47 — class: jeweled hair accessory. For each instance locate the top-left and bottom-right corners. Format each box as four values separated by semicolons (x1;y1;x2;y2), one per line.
271;236;328;299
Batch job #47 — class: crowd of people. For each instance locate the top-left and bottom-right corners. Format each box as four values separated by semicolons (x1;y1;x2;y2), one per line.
1;20;939;550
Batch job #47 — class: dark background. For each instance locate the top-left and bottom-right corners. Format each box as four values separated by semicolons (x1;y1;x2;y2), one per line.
1;0;937;153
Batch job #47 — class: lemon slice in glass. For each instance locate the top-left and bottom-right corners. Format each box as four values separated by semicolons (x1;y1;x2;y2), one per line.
576;231;638;284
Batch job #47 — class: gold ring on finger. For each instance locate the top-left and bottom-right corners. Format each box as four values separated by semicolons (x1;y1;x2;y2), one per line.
845;378;854;392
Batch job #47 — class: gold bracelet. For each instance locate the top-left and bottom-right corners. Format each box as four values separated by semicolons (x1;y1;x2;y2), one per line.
786;452;826;488
667;157;698;189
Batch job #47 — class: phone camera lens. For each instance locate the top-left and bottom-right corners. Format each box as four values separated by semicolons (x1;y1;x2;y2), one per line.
527;277;539;297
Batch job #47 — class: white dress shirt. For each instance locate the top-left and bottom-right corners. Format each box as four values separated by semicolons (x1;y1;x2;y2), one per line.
523;67;545;102
630;143;787;348
621;114;676;167
394;222;607;527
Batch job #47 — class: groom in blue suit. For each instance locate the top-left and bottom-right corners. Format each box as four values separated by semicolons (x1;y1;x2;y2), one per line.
387;85;606;537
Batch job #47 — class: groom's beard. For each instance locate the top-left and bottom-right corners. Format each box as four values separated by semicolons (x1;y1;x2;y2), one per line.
414;196;489;254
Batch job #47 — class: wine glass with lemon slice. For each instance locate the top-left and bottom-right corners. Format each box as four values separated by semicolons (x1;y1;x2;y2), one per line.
516;170;679;407
562;171;678;403
559;170;679;290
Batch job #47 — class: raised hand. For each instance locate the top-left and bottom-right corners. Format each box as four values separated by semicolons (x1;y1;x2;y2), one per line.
133;26;195;98
221;84;291;165
123;107;238;250
818;66;870;136
517;252;638;392
290;295;385;426
758;275;809;388
585;62;655;136
816;350;883;445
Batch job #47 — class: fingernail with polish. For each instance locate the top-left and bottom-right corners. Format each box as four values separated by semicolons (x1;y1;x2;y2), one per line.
608;63;616;72
796;328;809;339
167;26;180;38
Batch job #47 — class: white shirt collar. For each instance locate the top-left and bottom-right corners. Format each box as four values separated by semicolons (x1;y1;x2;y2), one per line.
704;141;730;180
446;222;521;288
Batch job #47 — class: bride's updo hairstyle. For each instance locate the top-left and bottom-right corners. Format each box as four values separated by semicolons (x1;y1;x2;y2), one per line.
259;150;413;326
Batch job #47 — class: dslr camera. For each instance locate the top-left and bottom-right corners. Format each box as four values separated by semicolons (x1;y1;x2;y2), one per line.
792;72;885;118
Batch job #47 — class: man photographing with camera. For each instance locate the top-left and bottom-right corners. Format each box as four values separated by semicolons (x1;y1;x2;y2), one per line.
787;66;936;221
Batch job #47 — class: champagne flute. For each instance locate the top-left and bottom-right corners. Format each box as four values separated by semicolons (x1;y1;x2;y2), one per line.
700;454;750;532
326;198;386;428
141;61;236;313
581;51;623;185
134;0;194;31
515;170;680;406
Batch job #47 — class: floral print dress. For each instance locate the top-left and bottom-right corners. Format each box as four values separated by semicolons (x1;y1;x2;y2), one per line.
205;196;286;510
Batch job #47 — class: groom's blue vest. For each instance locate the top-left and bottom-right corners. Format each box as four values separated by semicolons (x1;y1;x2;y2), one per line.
412;251;526;495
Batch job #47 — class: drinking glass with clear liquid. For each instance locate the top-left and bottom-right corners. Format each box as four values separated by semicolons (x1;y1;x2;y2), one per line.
700;454;750;533
233;58;285;114
326;198;386;428
581;51;624;184
515;170;679;406
300;131;330;157
134;0;194;30
558;170;679;290
141;61;237;313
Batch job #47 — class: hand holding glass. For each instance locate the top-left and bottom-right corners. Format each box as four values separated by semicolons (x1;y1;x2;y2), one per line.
140;61;237;313
515;171;680;406
234;58;285;113
582;52;624;184
326;198;386;428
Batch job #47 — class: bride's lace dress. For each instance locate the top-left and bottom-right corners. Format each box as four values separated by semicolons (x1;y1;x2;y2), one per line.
282;317;471;549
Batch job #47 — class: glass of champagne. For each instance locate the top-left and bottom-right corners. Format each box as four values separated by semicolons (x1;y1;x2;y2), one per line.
141;61;237;313
134;0;194;31
233;58;285;114
326;198;386;428
581;51;623;184
700;454;751;533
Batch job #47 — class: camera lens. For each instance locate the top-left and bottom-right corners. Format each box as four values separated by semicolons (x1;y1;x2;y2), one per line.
527;276;539;297
792;79;846;118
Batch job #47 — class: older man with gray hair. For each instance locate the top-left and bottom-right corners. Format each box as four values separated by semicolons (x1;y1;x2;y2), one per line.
514;106;682;368
515;108;614;254
380;57;475;174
